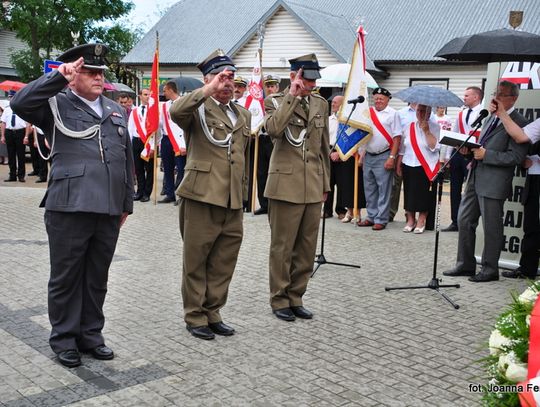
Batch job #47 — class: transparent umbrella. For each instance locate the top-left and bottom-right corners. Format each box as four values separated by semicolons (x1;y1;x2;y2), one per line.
318;63;378;88
394;85;463;107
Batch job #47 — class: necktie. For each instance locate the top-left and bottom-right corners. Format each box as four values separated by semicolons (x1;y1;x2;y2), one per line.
141;105;146;116
480;118;499;146
465;108;472;125
11;114;15;128
300;98;309;115
219;103;233;126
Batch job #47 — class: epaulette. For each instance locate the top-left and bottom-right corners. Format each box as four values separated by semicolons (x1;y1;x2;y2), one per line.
266;92;284;99
233;102;250;113
311;92;326;101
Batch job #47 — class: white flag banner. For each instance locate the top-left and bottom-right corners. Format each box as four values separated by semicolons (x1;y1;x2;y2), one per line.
335;26;372;160
243;49;265;133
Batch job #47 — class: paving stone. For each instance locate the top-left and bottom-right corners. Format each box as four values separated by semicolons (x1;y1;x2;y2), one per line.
0;184;528;405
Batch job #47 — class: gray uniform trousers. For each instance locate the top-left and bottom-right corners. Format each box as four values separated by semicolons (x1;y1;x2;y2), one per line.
363;151;393;224
45;211;121;353
455;178;504;275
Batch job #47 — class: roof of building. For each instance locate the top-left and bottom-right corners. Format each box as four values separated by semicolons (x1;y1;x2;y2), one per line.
122;0;540;67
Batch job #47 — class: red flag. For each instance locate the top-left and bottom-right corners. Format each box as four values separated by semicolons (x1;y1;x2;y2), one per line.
145;49;159;135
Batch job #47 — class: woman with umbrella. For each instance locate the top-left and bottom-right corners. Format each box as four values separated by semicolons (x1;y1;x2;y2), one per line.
396;104;441;233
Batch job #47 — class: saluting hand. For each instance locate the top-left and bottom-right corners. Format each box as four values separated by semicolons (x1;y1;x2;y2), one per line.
289;68;305;97
202;69;234;97
58;57;84;83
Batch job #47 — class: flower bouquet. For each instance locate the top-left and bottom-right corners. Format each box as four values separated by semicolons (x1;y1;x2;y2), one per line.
481;281;540;406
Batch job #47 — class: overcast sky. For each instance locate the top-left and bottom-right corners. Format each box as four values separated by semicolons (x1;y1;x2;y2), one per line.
126;0;178;32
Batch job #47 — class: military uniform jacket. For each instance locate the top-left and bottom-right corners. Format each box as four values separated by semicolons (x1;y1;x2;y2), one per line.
170;88;251;209
10;70;134;215
472;110;529;200
263;90;331;204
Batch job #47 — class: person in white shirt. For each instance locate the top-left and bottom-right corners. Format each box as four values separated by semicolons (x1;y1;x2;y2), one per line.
390;103;417;221
442;86;484;232
159;80;186;204
357;88;401;230
0;93;29;182
127;88;153;202
396;104;440;234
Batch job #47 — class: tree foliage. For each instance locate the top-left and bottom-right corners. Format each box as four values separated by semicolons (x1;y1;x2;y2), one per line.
1;0;140;82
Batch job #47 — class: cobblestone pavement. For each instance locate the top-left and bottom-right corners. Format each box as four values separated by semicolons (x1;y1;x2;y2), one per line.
0;178;529;406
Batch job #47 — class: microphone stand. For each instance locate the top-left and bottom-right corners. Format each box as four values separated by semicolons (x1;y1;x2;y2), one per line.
312;101;362;277
384;120;484;309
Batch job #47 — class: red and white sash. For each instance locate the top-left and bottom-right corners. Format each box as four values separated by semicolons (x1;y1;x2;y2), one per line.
458;110;480;139
162;103;186;156
369;107;393;149
133;107;148;143
410;123;440;181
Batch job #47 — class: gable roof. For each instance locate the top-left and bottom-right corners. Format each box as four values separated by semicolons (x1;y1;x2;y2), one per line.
122;0;540;67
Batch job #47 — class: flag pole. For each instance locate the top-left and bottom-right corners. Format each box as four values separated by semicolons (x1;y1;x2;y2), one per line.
250;23;265;214
353;153;359;221
152;32;159;205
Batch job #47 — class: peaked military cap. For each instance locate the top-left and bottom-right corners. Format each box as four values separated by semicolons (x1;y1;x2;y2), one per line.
263;74;281;86
288;53;321;80
197;49;237;76
372;87;392;99
58;43;108;70
233;76;247;87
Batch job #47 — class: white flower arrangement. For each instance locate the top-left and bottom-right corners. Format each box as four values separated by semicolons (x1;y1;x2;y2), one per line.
481;281;540;406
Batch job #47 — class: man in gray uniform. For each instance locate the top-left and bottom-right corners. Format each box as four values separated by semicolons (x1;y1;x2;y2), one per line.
11;44;134;367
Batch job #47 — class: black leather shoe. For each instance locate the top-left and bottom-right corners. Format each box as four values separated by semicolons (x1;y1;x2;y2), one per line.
27;171;37;176
160;188;166;196
82;345;114;360
442;223;459;232
4;178;16;182
502;269;535;280
57;350;81;367
443;268;475;277
291;306;313;319
208;322;235;336
469;272;499;282
18;177;25;182
140;195;150;202
273;308;296;321
186;325;215;340
133;193;142;201
254;208;268;215
158;196;175;203
36;177;47;183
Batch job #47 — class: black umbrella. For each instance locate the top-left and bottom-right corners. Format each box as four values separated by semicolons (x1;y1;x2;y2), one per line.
435;28;540;62
159;76;204;95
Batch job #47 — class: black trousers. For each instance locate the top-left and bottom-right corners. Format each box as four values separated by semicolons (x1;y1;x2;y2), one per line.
35;133;50;180
324;157;365;215
27;132;40;173
132;137;154;197
449;151;470;224
45;211;121;353
256;134;273;210
520;174;540;278
5;128;26;179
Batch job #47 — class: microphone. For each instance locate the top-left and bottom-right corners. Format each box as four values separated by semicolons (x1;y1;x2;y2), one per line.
347;96;365;104
470;109;489;128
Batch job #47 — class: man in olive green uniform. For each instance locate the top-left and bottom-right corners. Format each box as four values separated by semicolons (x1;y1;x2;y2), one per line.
170;50;251;340
264;54;331;321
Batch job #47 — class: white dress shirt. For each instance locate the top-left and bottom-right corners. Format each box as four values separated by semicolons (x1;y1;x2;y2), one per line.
400;119;440;168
